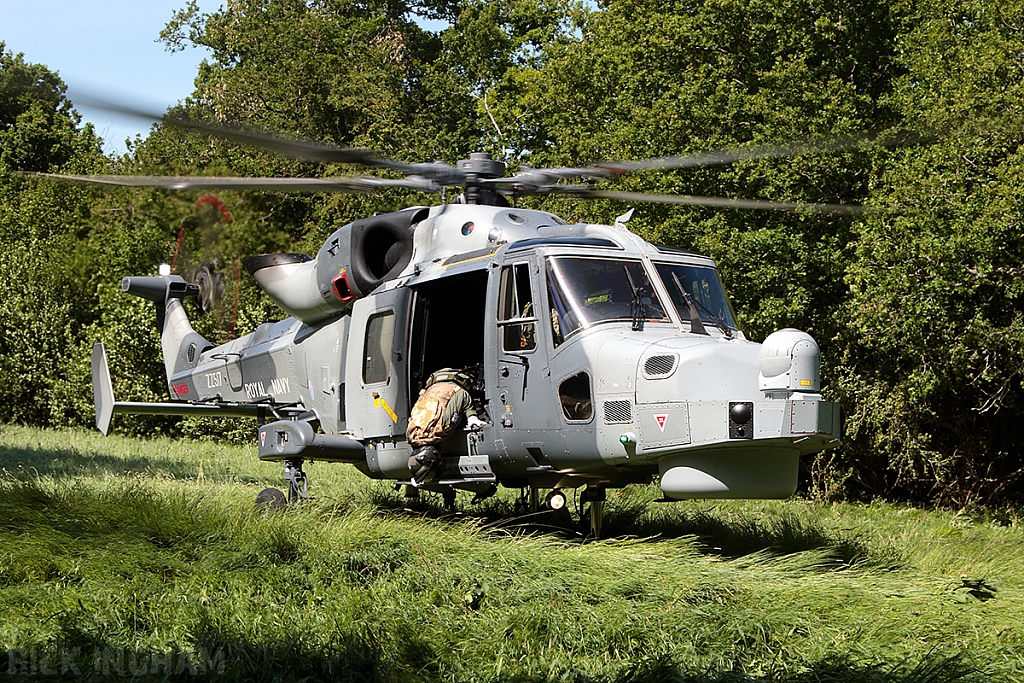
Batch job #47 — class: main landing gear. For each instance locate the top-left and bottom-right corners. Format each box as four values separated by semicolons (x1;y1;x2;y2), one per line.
256;457;309;509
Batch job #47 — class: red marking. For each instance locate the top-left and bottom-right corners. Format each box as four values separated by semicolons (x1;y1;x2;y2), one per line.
260;431;266;447
171;382;190;398
331;273;354;302
171;223;186;274
654;414;668;433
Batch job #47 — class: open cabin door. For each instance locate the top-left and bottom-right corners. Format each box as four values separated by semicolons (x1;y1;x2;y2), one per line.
345;287;411;441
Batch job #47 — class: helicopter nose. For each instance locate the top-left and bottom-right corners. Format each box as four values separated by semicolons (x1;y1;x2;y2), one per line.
635;340;760;405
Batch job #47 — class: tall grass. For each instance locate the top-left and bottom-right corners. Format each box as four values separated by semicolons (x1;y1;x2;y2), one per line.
0;425;1021;681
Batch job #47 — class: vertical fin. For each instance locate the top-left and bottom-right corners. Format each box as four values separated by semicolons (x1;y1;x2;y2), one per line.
91;342;115;435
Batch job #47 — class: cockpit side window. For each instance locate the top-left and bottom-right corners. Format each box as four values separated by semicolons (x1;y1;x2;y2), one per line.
498;263;536;352
545;256;667;343
559;372;593;421
654;262;738;330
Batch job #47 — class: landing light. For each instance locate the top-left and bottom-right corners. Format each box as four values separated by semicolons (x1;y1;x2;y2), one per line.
545;490;567;510
729;402;752;425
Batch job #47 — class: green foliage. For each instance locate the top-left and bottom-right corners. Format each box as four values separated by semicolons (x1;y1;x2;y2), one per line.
0;44;103;173
491;0;1024;505
826;0;1024;504
0;49;108;426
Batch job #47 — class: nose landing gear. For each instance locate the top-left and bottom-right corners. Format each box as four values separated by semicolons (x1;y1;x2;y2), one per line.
524;485;607;539
581;486;606;539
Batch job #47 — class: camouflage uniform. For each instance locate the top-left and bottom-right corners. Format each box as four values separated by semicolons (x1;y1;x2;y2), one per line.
406;368;480;483
407;378;477;447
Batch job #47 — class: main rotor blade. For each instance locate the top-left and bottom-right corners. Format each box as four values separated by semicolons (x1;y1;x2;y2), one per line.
68;89;476;181
483;167;615;193
585;133;893;175
481;133;897;191
31;172;438;194
556;188;869;215
69;90;387;166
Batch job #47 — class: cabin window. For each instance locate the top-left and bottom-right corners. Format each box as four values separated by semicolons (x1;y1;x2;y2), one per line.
498;263;536;352
654;263;737;330
362;310;395;384
559;372;593;421
546;257;668;343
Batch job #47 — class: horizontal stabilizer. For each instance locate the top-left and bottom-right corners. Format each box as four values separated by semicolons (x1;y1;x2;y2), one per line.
90;341;301;433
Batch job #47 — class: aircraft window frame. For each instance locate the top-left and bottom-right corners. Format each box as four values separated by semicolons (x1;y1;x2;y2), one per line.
545;256;669;345
653;262;738;331
497;262;538;353
362;309;395;385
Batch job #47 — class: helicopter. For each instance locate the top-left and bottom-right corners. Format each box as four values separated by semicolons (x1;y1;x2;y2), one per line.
46;112;846;538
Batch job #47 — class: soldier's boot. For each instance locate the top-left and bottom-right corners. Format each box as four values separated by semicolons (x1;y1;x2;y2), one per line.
409;446;441;485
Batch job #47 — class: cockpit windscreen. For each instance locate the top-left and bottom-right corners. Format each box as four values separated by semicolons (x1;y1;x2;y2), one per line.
546;257;668;344
654;262;737;330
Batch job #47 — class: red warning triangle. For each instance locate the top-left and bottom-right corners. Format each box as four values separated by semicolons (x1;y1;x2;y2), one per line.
654;414;668;433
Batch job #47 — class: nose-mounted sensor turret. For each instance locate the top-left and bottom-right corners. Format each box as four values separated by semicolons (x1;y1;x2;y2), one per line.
758;328;821;399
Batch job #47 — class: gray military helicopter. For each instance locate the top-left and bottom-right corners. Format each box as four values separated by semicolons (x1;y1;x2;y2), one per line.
48;112;846;537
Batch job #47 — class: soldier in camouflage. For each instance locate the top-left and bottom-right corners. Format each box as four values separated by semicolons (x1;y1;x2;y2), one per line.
407;368;487;484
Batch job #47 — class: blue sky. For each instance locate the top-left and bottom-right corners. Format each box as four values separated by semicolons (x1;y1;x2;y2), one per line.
1;0;223;154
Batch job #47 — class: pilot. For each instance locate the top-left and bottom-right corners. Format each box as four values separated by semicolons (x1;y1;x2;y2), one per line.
407;367;487;484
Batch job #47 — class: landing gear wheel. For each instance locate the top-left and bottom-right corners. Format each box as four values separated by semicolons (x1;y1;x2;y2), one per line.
544;489;567;511
255;487;287;510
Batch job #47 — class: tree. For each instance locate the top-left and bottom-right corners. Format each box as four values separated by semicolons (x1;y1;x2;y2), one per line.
830;0;1024;504
486;0;1024;504
0;45;107;424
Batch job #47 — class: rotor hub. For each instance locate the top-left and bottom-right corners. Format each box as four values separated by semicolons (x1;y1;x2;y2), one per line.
456;152;505;179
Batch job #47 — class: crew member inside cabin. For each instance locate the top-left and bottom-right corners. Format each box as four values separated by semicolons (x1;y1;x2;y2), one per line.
407;368;487;484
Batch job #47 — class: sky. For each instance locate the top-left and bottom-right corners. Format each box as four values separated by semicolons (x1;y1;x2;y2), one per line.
1;0;224;155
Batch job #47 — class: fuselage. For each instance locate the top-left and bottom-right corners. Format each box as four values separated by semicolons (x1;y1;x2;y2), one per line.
156;204;840;499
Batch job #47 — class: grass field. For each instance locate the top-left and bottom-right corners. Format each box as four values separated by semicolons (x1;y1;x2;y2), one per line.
1;424;1021;682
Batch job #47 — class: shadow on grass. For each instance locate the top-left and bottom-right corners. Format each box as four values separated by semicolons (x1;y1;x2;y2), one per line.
607;503;891;567
3;433;887;569
611;652;985;683
0;439;273;486
0;644;986;682
369;486;892;568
